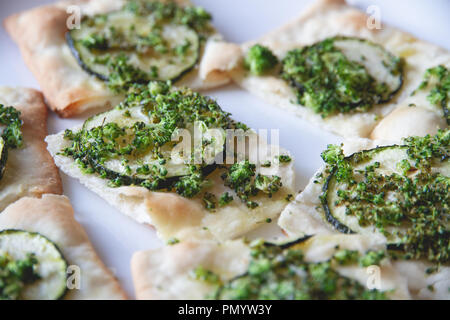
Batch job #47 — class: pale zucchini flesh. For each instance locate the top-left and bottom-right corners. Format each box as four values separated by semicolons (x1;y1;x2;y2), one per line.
323;146;450;243
0;230;68;300
333;37;403;102
81;104;224;184
67;10;200;83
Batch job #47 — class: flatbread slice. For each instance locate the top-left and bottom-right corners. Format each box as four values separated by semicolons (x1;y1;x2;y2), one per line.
279;138;382;238
278;137;450;299
0;87;62;211
4;0;239;117
0;194;127;299
131;234;410;299
225;0;450;138
45;82;295;241
371;64;449;141
47;130;295;241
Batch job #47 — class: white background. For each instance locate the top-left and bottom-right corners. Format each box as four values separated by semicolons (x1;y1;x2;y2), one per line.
0;0;449;298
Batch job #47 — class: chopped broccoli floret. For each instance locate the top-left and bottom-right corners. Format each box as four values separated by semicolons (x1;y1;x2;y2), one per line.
320;144;345;166
244;44;278;75
225;160;256;187
0;253;40;300
202;192;217;211
261;160;271;167
190;266;220;284
278;155;292;163
333;249;359;265
221;160;282;208
358;250;385;267
218;192;233;207
167;238;180;245
255;174;282;197
0;104;23;149
174;171;204;198
414;65;449;124
320;144;354;183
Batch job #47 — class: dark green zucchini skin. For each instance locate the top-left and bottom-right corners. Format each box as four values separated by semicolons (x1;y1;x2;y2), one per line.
66;11;201;85
66;32;108;82
74;93;229;191
263;235;312;250
66;31;200;84
333;36;404;105
321;145;401;235
88;155;220;191
160;38;200;84
443;100;450;125
0;229;68;300
321;170;355;235
0;138;8;182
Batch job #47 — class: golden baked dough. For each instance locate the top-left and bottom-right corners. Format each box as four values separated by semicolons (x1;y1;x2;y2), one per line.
0;87;62;211
4;0;234;117
225;0;450;138
0;194;127;299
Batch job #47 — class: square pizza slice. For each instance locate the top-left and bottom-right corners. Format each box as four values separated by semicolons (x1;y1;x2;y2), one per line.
0;194;127;299
0;87;62;211
46;82;296;242
278;131;450;299
223;0;450;138
4;0;240;117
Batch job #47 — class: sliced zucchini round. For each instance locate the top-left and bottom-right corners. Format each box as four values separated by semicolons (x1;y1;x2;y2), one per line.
82;105;152;131
321;145;450;244
0;137;8;181
214;236;388;300
332;37;403;103
281;36;403;116
80;104;222;188
0;230;68;300
67;9;199;84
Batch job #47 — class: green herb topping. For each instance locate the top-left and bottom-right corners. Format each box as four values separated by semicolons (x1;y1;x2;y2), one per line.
191;266;221;285
69;0;213;92
124;0;212;33
244;44;279;75
280;37;403;117
202;192;217;211
278;155;292;163
0;104;23;149
206;240;388;300
218;192;233;207
221;160;282;208
167;238;180;245
414;65;450;124
321;130;449;265
61;82;285;209
0;253;40;300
